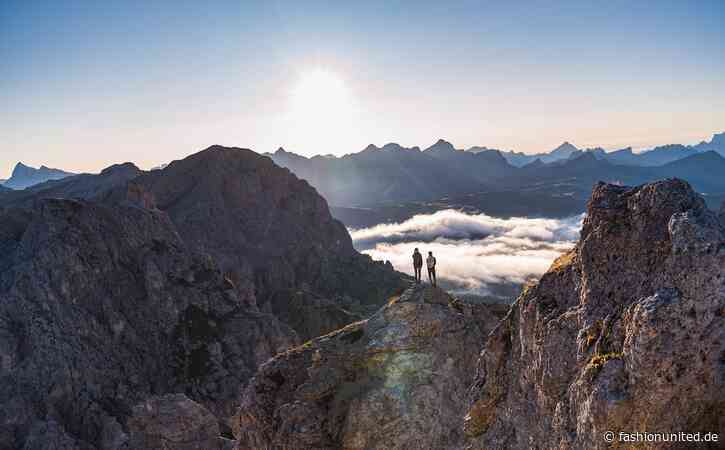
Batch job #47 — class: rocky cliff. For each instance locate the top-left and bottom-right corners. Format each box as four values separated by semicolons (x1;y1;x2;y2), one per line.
0;147;406;449
0;199;295;448
236;285;508;450
113;146;407;338
465;179;724;449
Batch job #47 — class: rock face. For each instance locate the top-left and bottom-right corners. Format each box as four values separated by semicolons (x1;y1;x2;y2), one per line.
0;199;294;448
116;146;407;333
236;285;507;450
465;179;724;449
0;146;405;449
127;394;234;450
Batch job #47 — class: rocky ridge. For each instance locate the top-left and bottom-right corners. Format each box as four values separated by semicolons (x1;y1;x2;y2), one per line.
0;199;295;448
0;147;406;449
465;179;724;449
111;146;407;336
236;284;508;450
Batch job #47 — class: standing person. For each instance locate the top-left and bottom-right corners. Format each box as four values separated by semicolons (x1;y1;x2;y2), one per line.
426;251;437;286
412;248;423;283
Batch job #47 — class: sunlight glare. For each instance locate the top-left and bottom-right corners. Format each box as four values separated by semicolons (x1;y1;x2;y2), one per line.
286;68;360;154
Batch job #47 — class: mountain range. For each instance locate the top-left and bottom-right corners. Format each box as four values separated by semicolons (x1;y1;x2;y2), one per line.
0;144;721;448
267;133;725;222
487;131;725;167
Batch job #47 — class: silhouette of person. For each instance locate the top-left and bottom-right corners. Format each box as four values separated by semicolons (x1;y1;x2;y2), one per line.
426;251;437;286
412;248;423;283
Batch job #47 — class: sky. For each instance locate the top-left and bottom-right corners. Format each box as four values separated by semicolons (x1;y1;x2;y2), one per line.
2;0;725;176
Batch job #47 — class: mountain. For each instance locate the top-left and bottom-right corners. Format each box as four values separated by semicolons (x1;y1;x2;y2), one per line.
0;146;406;448
265;132;725;214
238;284;509;449
113;146;406;316
268;142;489;206
548;141;579;159
633;143;700;166
2;162;74;189
422;139;517;183
656;151;725;193
465;179;724;449
498;141;581;167
0;162;143;210
693;131;725;156
496;131;725;168
0;198;296;448
603;146;638;165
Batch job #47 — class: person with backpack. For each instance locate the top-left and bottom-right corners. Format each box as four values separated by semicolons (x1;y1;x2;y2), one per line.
412;248;423;283
426;251;437;286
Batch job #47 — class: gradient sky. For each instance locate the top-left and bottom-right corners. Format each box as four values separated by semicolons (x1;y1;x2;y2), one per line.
2;0;725;177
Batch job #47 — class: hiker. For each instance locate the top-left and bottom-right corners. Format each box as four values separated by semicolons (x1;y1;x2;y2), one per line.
412;248;423;283
426;251;437;286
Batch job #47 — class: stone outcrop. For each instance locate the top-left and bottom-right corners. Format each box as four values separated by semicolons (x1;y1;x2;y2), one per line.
0;199;294;449
465;179;724;449
236;284;507;450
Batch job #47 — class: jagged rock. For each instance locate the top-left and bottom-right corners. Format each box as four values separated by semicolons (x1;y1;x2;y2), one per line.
465;179;724;449
0;147;407;448
127;394;232;450
236;284;507;450
112;146;407;327
0;199;294;448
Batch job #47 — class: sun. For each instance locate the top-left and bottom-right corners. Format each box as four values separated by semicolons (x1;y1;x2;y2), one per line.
286;68;358;154
290;68;350;118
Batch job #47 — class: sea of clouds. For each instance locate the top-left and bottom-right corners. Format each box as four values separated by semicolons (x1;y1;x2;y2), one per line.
350;209;583;297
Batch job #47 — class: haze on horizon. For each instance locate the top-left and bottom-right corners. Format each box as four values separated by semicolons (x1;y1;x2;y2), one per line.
2;0;725;176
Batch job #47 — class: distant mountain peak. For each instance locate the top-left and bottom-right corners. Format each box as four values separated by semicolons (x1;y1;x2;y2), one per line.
100;162;141;176
550;141;579;156
424;139;456;154
710;131;725;145
381;143;405;151
5;162;74;190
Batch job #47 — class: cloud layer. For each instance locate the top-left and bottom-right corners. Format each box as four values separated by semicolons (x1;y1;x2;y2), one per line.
350;210;583;297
